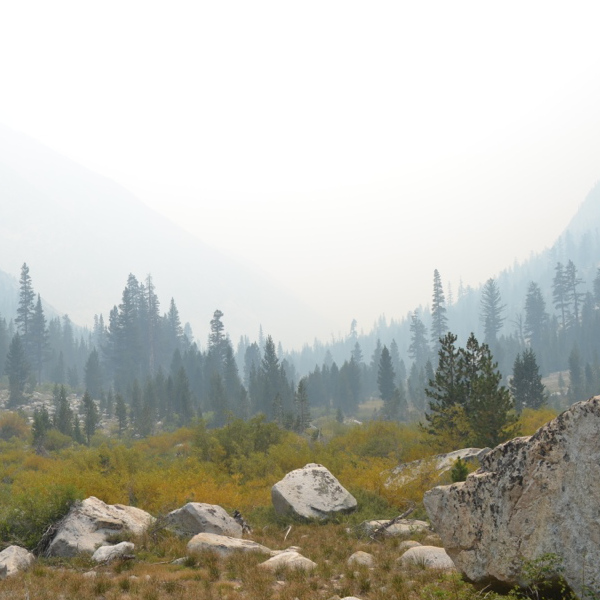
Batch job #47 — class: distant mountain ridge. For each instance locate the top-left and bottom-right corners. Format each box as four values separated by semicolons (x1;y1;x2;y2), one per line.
0;124;328;348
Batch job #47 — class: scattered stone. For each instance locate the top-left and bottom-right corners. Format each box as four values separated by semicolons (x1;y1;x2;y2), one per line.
399;546;456;570
363;519;430;537
92;541;135;563
165;503;242;538
46;496;155;557
424;397;600;597
171;557;187;565
259;551;317;571
187;532;271;556
0;545;35;578
271;463;357;520
347;551;375;567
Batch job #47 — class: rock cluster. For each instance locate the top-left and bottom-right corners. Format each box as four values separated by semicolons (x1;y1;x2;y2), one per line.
424;397;600;597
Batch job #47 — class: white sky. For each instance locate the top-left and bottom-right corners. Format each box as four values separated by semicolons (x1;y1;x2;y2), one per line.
2;1;600;339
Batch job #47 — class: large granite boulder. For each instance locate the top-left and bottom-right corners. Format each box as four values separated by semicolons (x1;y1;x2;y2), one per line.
0;546;35;578
46;496;155;557
424;397;600;597
271;463;357;519
165;503;242;538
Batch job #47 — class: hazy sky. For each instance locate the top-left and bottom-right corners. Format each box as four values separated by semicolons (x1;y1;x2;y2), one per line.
2;2;599;338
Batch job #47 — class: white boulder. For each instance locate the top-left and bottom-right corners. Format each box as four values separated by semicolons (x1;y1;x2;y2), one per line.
259;550;317;571
92;541;135;563
347;551;375;567
0;545;35;578
271;463;357;519
424;397;600;597
399;546;456;570
187;532;271;556
46;496;155;557
165;503;242;538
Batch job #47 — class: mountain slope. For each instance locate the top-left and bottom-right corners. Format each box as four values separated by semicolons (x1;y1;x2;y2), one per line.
0;125;328;348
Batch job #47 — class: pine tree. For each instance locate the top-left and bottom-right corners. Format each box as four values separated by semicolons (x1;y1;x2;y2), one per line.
565;260;584;326
466;338;517;447
209;309;226;359
84;348;103;399
6;334;30;407
480;279;505;346
82;391;99;445
431;269;448;350
524;282;548;353
423;333;465;444
115;393;127;436
351;342;364;365
424;332;517;449
377;346;396;404
409;312;429;367
15;263;35;359
552;262;570;330
54;385;73;436
294;378;311;432
32;406;51;451
30;294;48;383
73;415;85;444
209;372;228;427
510;349;546;412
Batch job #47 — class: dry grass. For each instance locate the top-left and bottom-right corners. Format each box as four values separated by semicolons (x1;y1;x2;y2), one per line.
1;523;499;600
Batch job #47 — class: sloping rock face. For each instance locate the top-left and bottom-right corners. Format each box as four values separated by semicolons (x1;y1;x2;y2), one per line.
388;447;490;487
165;503;242;538
46;496;155;557
271;463;357;519
424;397;600;597
0;546;35;577
259;551;317;571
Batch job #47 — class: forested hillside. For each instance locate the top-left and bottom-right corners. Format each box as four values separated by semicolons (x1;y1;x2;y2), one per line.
1;183;600;449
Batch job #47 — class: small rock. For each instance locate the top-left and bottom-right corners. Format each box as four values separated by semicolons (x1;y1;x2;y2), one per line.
92;541;134;563
364;519;430;537
399;546;456;570
347;551;375;567
259;551;317;571
187;532;271;556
